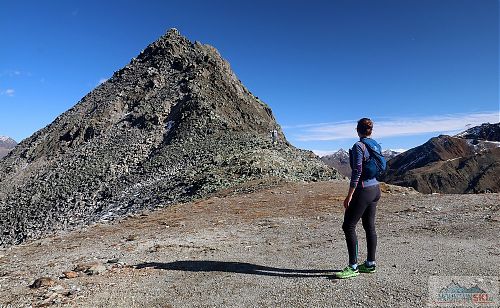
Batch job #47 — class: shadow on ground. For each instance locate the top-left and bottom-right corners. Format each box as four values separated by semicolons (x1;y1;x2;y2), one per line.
135;261;339;278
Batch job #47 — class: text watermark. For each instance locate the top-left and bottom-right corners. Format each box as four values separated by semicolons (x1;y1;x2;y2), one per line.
428;276;498;307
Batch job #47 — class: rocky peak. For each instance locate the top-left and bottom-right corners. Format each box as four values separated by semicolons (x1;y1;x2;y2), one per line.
0;29;339;246
455;122;500;141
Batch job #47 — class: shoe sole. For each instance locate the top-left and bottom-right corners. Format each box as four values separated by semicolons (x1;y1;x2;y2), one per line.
335;273;359;279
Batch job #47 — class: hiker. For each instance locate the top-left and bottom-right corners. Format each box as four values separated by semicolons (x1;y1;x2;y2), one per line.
271;128;278;145
335;118;384;279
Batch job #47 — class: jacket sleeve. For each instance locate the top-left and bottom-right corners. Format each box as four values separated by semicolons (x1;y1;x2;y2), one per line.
350;142;364;188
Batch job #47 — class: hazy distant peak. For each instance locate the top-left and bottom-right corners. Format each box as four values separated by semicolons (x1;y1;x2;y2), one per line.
0;136;16;144
0;136;17;159
321;149;348;159
382;149;404;159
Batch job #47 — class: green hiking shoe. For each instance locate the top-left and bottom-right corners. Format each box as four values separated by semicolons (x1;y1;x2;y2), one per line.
358;263;376;273
335;266;359;279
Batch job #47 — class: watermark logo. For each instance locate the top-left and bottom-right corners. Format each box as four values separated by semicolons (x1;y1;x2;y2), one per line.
429;276;498;307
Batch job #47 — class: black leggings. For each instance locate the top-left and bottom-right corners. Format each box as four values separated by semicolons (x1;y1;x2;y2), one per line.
342;185;381;265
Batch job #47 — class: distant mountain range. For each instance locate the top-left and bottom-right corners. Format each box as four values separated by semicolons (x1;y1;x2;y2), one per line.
320;149;350;177
0;136;17;158
382;122;500;193
320;148;403;177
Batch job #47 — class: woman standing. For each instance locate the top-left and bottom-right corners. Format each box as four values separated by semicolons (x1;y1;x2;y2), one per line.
336;118;381;279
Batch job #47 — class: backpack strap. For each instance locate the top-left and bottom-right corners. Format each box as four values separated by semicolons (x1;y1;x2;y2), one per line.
360;140;380;156
357;141;369;162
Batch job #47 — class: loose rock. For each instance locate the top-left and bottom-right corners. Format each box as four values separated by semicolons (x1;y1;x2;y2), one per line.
62;271;79;279
85;263;107;275
30;277;56;289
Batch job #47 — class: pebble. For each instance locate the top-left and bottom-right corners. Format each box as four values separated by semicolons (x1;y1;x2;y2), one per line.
74;263;93;272
49;285;65;292
68;285;81;295
62;271;79;279
86;264;107;275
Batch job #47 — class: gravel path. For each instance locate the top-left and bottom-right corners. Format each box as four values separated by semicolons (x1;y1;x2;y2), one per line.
0;181;498;307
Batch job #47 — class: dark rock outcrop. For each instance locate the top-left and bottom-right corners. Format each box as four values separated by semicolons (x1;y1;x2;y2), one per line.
0;29;339;246
382;123;500;193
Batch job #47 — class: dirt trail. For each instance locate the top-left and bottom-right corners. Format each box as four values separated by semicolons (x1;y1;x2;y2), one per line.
0;181;498;307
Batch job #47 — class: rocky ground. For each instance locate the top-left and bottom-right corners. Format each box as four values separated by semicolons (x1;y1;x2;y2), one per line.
0;180;498;307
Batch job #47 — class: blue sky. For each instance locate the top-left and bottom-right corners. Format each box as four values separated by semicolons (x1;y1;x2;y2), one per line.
0;0;498;155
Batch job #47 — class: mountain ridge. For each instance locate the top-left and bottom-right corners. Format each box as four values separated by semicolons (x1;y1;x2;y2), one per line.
382;122;500;193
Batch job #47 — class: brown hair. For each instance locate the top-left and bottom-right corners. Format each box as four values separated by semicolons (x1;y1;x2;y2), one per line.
357;118;373;136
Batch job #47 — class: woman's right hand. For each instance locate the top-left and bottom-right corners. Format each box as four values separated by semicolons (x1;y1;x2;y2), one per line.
344;187;355;209
343;196;351;209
